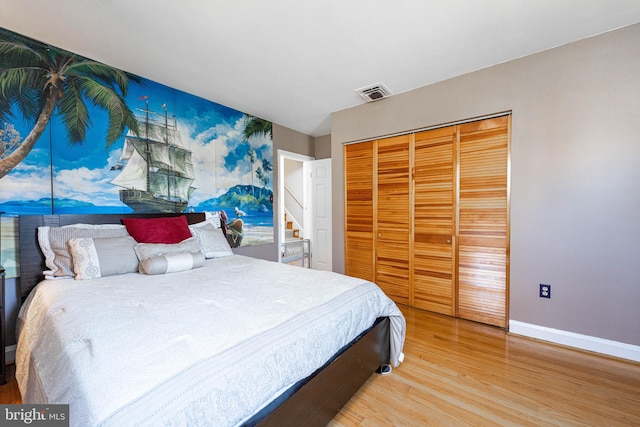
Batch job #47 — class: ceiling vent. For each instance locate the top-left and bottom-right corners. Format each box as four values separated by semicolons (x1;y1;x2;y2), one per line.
355;82;392;102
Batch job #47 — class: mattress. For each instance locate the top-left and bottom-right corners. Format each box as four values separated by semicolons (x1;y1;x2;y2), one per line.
16;254;405;426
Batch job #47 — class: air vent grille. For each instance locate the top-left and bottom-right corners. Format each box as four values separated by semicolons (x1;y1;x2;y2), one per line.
355;82;392;102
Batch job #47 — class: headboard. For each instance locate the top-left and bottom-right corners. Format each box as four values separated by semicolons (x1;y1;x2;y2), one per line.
18;213;208;297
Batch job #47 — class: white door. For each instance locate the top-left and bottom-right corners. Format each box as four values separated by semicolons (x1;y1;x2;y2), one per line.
309;158;332;271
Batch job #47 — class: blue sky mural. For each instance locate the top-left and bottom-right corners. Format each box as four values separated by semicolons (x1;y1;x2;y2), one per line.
0;27;273;275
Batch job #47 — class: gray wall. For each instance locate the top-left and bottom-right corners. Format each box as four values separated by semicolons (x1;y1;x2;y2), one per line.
313;134;332;159
331;24;640;346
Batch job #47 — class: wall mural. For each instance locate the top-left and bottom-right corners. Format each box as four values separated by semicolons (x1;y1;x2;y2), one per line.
0;27;274;278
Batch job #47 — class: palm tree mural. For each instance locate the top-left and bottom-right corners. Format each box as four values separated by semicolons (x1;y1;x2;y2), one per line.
255;167;266;198
247;146;257;195
242;114;272;141
0;30;140;179
255;158;272;196
261;158;273;183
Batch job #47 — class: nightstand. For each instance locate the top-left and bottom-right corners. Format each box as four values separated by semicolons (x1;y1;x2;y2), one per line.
0;267;5;385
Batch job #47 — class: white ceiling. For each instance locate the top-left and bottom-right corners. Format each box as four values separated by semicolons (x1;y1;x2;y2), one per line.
1;1;640;137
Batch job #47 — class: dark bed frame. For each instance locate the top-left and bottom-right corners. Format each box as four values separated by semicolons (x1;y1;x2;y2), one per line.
17;213;391;426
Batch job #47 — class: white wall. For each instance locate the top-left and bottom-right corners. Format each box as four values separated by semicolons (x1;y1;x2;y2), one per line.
331;24;640;347
283;158;305;230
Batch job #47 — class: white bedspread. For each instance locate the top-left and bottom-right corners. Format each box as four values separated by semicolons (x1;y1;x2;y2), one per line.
16;255;405;427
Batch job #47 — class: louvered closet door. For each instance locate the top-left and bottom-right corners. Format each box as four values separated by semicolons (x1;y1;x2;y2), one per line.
457;116;510;328
344;141;375;282
376;135;411;305
413;127;457;315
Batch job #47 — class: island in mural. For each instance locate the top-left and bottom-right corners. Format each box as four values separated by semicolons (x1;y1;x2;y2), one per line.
0;27;273;277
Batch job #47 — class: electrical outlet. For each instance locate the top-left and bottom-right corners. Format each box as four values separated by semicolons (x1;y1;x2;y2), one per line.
540;284;551;299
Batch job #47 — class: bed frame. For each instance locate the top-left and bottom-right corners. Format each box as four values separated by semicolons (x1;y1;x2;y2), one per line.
17;213;391;426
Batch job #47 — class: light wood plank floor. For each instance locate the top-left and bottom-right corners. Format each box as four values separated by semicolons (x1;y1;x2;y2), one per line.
0;364;21;404
2;305;639;426
330;305;640;426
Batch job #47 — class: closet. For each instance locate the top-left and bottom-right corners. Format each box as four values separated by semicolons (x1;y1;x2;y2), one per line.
376;135;411;305
344;115;510;328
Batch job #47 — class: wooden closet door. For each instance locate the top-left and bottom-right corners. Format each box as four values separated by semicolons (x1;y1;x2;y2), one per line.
376;135;411;305
457;116;510;328
413;127;457;315
344;141;375;282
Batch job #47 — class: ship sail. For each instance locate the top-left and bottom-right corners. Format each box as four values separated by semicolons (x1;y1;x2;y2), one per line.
110;141;147;191
111;102;197;213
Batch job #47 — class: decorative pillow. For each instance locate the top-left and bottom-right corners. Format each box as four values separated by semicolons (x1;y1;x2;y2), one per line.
68;236;139;280
123;216;192;244
139;251;205;275
38;224;130;278
201;211;222;229
133;237;200;262
189;223;234;258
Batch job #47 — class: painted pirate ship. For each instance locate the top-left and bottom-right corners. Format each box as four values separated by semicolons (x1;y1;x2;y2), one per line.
111;101;196;213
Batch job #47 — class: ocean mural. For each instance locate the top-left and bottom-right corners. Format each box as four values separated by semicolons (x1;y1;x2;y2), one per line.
0;27;274;277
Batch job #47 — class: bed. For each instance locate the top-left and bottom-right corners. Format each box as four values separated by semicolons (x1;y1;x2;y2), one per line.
15;213;406;426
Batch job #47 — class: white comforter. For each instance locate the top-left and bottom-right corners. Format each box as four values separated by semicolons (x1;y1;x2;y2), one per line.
16;255;405;427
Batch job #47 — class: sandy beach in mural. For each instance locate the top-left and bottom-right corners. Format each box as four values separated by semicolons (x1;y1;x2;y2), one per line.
241;225;275;246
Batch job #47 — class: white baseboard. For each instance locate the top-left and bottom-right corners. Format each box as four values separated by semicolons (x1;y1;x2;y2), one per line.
509;321;640;363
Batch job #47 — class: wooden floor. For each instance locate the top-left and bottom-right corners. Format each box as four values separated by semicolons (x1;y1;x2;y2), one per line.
2;305;639;426
330;305;640;426
0;364;21;404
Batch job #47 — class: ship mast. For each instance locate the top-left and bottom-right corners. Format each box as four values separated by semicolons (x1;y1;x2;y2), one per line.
144;100;151;194
164;105;173;202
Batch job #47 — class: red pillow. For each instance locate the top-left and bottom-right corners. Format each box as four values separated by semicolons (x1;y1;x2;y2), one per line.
123;216;192;244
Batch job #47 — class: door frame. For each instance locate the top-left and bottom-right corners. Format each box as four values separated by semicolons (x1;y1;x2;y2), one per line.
277;150;314;262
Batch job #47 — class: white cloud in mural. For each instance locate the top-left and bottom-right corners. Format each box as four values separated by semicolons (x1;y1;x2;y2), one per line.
179;119;232;204
0;142;129;207
54;165;123;206
0;169;52;201
0;147;54;200
177;116;272;207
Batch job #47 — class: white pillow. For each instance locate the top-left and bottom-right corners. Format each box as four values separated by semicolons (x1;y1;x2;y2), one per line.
133;237;200;263
139;252;205;275
189;215;221;231
68;236;139;280
203;211;222;228
38;224;130;278
189;223;234;258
